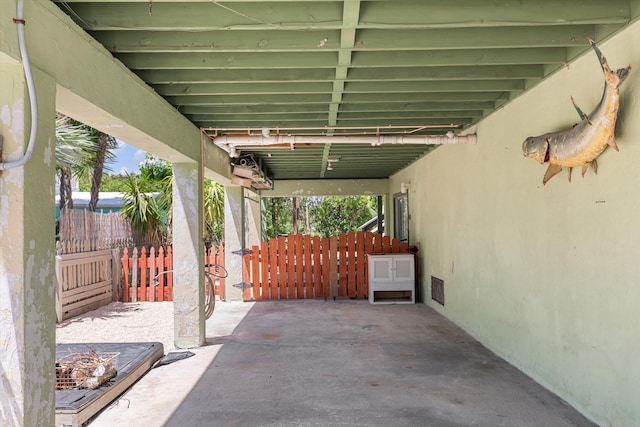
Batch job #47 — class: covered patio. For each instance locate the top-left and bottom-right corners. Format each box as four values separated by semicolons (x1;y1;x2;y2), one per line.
2;1;640;426
87;300;595;427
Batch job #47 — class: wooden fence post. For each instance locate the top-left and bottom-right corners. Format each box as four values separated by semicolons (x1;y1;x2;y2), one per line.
148;247;156;302
374;233;383;253
356;231;366;299
139;248;148;302
111;248;121;302
278;236;287;299
131;247;138;303
166;246;173;301
347;231;356;298
295;234;304;299
338;233;347;297
302;235;312;299
242;251;252;301
329;236;338;299
157;246;165;302
260;241;269;300
121;248;130;303
313;236;321;298
268;238;278;300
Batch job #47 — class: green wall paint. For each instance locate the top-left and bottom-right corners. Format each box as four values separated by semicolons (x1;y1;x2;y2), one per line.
393;22;640;427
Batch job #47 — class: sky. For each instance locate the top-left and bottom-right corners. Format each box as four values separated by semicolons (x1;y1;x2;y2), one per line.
111;139;146;175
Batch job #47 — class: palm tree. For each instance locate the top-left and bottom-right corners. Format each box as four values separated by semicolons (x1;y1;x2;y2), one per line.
120;172;165;247
120;155;225;247
55;114;117;211
55;114;97;209
88;131;118;211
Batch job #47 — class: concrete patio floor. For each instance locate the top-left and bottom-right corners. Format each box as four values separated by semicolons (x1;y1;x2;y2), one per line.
89;300;596;427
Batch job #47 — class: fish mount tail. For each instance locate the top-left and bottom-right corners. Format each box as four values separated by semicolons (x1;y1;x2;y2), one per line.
589;38;631;88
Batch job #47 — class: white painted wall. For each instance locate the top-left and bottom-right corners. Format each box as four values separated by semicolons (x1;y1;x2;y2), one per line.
392;22;640;427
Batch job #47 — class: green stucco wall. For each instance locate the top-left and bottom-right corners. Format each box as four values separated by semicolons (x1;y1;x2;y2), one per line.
392;22;640;427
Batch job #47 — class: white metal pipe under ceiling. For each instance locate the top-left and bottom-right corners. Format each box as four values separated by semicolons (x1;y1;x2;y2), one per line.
213;132;477;157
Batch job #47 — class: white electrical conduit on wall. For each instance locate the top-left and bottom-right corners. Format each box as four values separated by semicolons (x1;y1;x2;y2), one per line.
0;0;38;171
214;132;478;157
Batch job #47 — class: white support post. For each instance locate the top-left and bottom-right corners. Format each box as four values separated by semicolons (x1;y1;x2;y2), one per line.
172;162;205;348
224;185;245;301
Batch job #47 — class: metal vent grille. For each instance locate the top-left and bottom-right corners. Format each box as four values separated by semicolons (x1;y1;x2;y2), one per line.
431;276;444;306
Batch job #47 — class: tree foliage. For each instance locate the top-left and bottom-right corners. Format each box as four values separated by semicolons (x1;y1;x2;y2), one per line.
262;195;377;239
120;172;167;247
118;154;224;247
263;197;293;239
311;196;377;237
204;180;225;245
55;114;117;210
55;114;98;209
82;174;130;192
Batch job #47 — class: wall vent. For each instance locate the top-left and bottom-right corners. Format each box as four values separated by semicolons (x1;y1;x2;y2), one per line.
431;276;444;306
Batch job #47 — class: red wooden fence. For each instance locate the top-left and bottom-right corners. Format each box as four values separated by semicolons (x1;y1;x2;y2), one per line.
120;244;225;302
242;231;415;301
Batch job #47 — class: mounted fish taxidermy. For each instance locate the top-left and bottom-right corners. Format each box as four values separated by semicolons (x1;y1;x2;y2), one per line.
522;39;631;185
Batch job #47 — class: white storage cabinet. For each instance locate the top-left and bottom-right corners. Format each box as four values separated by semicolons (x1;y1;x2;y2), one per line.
367;254;415;304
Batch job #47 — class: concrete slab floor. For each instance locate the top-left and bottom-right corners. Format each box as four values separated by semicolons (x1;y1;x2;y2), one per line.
88;300;596;427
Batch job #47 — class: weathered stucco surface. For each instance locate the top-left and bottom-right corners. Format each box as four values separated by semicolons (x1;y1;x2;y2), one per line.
172;163;205;348
224;186;245;302
392;22;640;427
0;60;57;426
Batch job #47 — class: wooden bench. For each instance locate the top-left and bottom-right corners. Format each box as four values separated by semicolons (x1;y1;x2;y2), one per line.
55;249;114;322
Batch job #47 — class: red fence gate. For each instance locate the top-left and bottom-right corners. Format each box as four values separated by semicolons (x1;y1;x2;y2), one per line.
241;231;416;301
120;244;225;302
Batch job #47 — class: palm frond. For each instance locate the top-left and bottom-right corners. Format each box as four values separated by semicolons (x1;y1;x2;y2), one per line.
55;114;97;171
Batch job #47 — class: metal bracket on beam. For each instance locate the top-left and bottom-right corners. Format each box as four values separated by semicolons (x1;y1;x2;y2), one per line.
232;248;253;256
232;282;253;289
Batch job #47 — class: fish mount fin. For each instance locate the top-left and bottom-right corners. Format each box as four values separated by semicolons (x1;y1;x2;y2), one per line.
615;66;632;86
589;38;632;88
588;38;609;73
543;164;563;185
567;167;573;182
608;139;620;152
570;96;592;125
581;160;598;177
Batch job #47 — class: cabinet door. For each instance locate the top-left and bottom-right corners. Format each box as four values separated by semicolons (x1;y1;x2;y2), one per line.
393;256;414;281
369;256;393;282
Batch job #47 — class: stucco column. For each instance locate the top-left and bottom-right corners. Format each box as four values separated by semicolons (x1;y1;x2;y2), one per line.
0;62;57;425
245;191;261;247
224;185;244;301
172;162;204;348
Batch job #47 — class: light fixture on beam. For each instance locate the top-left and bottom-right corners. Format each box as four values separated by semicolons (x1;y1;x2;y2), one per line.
326;157;340;171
